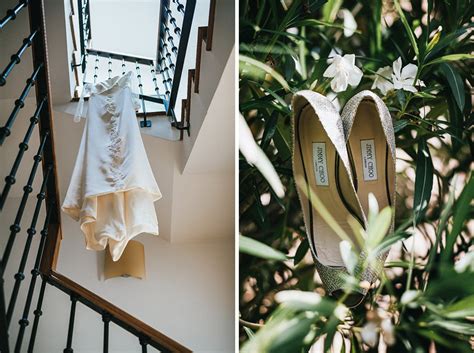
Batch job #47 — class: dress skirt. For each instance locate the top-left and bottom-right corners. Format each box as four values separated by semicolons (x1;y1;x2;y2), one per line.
62;72;162;261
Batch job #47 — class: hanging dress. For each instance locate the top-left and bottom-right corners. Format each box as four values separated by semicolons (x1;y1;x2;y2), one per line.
62;72;162;261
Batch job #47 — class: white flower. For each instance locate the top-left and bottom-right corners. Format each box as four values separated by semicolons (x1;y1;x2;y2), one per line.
326;91;341;112
361;322;378;347
260;192;271;206
391;57;425;93
371;66;393;95
323;54;363;92
454;251;474;273
339;240;358;274
400;290;420;306
239;114;285;198
286;27;298;35
339;9;357;37
381;318;395;345
334;304;349;321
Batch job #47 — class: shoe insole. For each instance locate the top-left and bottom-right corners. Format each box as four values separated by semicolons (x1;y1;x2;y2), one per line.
296;105;360;267
347;101;395;215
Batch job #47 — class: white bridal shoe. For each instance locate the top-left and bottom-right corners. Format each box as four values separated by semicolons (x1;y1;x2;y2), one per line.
292;90;396;307
341;90;397;287
292;91;367;307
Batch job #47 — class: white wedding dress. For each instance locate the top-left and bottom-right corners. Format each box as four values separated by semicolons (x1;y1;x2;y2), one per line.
62;72;162;261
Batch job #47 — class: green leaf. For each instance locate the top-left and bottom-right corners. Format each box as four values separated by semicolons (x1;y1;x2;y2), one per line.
440;295;474;319
267;314;315;353
444;174;474;260
427;320;474;335
239;234;288;261
273;119;291;161
413;139;434;223
393;0;419;58
393;119;410;133
261;112;279;149
439;63;465;112
295;176;353;245
323;315;340;352
426;53;474;66
424;27;470;62
293;238;309;266
243;326;255;339
240;55;291;91
446;94;464;153
292;19;361;34
322;0;343;22
366;207;393;249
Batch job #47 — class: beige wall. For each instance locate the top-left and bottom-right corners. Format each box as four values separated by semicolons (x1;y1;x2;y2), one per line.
1;193;234;353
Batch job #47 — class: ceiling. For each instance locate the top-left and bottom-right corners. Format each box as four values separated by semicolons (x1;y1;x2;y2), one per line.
88;0;160;59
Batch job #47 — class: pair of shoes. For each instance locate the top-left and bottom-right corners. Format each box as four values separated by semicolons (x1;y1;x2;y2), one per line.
292;90;396;308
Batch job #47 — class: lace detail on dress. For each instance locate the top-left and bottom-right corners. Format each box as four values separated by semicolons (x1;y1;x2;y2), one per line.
103;96;125;190
74;71;135;122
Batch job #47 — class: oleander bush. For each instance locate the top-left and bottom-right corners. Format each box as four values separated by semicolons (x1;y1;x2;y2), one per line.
238;0;474;352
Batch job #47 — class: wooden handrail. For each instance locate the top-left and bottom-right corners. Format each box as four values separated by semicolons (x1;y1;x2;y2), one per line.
205;0;216;51
192;0;217;94
46;271;192;353
29;0;63;275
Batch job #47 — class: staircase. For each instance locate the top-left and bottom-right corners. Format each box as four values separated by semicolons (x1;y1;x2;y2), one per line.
0;0;231;352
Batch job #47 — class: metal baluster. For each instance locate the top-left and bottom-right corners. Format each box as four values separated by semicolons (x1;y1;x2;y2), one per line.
7;165;52;326
108;55;112;79
163;66;172;94
160;39;175;73
0;30;38;86
93;53;99;84
167;8;181;36
167;0;196;112
172;0;185;14
0;97;46;210
139;337;148;353
167;36;178;57
0;63;44;145
0;0;29;30
81;52;89;86
26;278;47;353
102;313;110;353
0;276;8;353
150;63;160;97
78;0;86;71
135;63;151;128
161;24;178;63
14;205;53;353
85;0;91;42
64;294;78;353
0;132;49;278
160;60;171;97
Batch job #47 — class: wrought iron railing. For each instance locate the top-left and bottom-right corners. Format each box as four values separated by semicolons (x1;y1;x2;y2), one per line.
74;0;195;135
0;1;192;352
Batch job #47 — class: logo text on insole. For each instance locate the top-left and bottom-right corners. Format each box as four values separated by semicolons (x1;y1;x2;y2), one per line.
313;142;329;186
361;139;378;181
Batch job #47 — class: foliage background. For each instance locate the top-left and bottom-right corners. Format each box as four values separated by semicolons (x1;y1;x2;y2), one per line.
239;0;474;352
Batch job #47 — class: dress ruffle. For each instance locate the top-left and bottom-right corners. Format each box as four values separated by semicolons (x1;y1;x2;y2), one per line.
62;72;161;261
